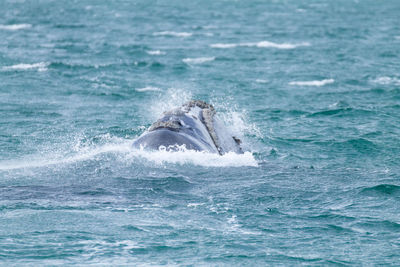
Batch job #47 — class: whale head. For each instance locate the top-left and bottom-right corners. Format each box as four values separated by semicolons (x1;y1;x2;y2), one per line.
133;100;243;154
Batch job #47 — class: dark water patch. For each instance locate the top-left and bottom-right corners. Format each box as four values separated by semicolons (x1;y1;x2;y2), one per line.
353;219;400;233
75;188;114;197
326;224;355;234
17;109;62;118
121;225;145;232
320;138;380;155
379;51;397;58
121;176;194;199
308;108;352;117
151;176;194;193
344;79;366;86
53;24;86;29
150;61;164;69
360;184;400;196
255;108;309;117
128;244;184;255
0;202;85;212
277;137;314;143
49;61;110;71
54;43;90;53
362;131;383;139
0;185;62;201
308;107;374;118
307;213;357;223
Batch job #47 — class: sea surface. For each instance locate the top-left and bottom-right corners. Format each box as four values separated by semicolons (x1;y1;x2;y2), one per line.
1;0;400;265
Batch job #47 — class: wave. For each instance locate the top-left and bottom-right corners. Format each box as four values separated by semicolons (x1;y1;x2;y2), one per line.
146;50;166;55
153;31;192;37
210;41;310;49
289;79;334;86
2;62;49;72
360;184;400;196
371;77;400;86
182;57;215;64
0;23;32;30
255;79;268;84
136;86;162;92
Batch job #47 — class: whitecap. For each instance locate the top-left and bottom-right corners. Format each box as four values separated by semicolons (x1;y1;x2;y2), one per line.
182;57;215;64
210;43;238;48
255;79;268;84
146;50;166;55
0;23;32;30
289;79;334;86
371;77;400;85
254;41;310;49
2;62;49;72
210;40;310;49
153;31;192;37
136;86;162;92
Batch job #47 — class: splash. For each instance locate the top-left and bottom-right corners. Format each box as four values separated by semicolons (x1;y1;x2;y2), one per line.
0;138;257;171
148;87;193;121
0;136;133;171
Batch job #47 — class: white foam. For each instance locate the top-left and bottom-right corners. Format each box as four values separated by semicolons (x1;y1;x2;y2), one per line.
255;79;268;84
130;148;258;167
182;57;215;64
153;31;192;37
289;79;334;86
372;76;400;85
0;24;32;30
210;41;310;49
2;62;49;72
146;50;166;55
136;86;162;92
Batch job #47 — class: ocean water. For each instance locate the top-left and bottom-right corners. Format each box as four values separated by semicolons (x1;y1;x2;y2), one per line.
1;0;399;265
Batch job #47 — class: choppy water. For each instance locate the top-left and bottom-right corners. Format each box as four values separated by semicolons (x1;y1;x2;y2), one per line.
1;0;400;265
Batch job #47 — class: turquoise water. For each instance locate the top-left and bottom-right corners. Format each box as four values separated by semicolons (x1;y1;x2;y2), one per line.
1;0;400;265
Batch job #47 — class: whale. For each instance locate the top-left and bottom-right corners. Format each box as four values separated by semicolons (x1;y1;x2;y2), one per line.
132;100;243;154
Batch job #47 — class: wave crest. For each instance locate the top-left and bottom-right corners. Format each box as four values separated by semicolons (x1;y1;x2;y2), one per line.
289;79;334;86
182;57;215;64
2;62;49;72
153;31;192;37
0;24;32;30
210;41;310;49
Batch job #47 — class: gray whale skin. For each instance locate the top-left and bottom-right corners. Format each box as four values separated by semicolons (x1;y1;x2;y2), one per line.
132;100;243;154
